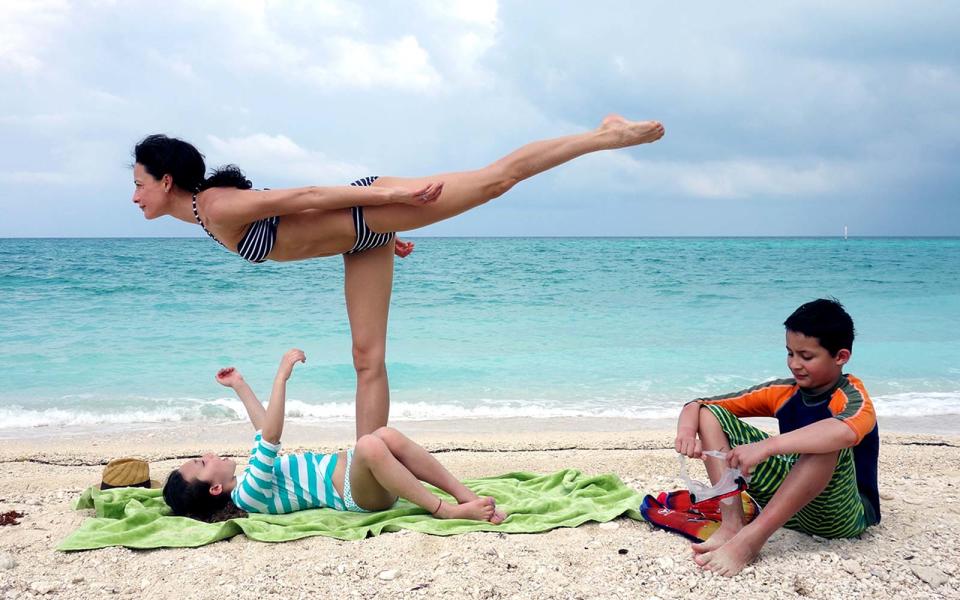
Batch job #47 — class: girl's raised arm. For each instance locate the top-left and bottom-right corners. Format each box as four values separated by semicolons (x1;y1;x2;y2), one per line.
261;349;306;444
215;367;265;431
207;183;443;225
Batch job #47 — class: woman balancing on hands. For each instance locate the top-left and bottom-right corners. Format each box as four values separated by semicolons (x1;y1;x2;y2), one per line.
132;115;665;437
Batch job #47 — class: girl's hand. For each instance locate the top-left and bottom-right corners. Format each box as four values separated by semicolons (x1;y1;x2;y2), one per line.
388;182;443;206
394;238;415;258
215;367;244;388
674;429;702;458
277;348;306;381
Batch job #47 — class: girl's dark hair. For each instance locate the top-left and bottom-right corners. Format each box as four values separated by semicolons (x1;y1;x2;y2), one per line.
163;469;248;523
133;134;253;192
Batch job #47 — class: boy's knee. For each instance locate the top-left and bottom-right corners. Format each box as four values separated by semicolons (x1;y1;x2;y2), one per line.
698;406;720;430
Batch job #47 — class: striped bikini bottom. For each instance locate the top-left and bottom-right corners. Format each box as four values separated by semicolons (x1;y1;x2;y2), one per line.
345;176;395;255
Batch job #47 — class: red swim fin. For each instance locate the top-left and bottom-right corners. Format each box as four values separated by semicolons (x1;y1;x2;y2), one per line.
660;489;760;522
640;494;721;543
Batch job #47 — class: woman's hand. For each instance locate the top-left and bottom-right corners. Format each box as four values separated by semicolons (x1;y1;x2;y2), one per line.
394;238;415;258
387;182;444;206
215;367;244;388
674;428;703;458
277;348;306;381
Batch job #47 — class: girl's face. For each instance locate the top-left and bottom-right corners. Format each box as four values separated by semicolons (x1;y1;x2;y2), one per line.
179;453;237;492
132;163;169;220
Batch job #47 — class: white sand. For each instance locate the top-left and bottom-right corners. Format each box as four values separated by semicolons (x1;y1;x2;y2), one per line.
0;418;958;599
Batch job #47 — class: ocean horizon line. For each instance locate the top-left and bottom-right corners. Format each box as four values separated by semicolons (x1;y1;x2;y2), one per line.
3;235;960;241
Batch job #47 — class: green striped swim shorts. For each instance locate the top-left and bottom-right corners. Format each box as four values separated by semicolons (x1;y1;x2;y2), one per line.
703;404;870;539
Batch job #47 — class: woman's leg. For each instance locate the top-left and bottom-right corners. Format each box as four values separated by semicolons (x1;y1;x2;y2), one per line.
349;434;500;522
363;115;664;233
343;241;394;439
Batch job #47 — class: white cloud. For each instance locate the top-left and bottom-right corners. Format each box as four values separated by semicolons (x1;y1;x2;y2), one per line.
303;35;442;89
0;0;70;74
0;170;66;184
676;160;862;199
205;133;370;183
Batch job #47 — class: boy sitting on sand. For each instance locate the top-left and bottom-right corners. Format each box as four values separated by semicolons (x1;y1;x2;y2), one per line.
674;299;880;576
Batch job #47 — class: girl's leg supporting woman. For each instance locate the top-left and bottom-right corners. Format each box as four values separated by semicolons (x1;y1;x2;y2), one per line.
349;428;504;523
343;241;395;439
363;115;664;233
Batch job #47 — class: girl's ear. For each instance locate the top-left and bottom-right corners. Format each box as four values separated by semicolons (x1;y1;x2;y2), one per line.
209;483;223;496
162;174;173;192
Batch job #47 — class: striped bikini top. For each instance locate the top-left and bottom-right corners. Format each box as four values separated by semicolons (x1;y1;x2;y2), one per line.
192;193;279;264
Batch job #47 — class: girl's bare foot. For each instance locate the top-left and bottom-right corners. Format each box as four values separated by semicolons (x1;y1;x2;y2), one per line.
599;114;665;147
436;497;500;523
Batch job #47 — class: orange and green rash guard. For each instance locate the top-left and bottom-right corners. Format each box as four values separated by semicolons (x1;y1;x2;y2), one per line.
692;373;880;523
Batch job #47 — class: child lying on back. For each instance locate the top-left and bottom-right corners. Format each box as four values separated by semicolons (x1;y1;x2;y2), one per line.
164;349;505;524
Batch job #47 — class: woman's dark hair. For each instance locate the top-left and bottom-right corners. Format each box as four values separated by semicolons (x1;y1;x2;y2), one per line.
784;298;855;357
163;469;248;523
133;134;253;192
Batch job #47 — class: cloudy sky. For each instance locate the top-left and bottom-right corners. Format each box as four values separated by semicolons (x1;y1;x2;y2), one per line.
2;0;958;237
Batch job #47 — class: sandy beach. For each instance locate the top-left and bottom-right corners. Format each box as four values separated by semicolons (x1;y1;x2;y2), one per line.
1;418;958;599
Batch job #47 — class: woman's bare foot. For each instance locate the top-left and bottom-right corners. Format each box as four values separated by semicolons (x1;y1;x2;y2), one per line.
691;521;741;554
436;497;500;523
693;530;762;577
599;114;665;148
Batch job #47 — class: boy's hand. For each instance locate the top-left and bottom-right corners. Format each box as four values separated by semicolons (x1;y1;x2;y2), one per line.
277;349;306;381
726;440;771;474
215;367;244;388
674;429;702;458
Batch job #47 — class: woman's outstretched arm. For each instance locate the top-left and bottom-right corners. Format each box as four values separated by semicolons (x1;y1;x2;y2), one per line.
215;367;265;431
207;183;443;225
261;348;306;444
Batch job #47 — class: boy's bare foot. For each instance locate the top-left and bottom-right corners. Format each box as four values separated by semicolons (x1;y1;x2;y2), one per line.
436;497;497;522
693;531;762;577
599;114;665;147
691;521;741;554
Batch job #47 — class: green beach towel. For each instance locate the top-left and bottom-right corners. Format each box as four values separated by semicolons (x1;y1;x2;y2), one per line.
59;470;644;551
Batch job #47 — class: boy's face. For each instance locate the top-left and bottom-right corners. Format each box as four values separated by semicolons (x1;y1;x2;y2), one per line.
785;330;850;393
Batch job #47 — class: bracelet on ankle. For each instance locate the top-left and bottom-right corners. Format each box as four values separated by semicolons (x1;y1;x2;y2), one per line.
432;498;443;514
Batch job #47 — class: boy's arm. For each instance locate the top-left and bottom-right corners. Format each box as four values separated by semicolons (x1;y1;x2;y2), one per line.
728;418;857;473
261;349;306;444
216;367;265;430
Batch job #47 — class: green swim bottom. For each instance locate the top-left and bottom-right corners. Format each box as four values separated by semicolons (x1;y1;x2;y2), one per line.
704;404;870;539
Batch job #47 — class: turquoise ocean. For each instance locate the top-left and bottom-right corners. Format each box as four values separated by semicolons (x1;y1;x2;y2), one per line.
2;237;959;433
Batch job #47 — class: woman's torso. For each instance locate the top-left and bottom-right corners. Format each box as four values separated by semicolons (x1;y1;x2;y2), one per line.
195;188;357;261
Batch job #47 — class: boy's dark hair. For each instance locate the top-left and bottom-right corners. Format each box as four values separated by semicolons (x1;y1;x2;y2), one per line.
163;470;248;523
784;298;855;357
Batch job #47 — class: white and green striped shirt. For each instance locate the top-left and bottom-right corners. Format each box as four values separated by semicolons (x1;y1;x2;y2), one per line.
231;431;345;514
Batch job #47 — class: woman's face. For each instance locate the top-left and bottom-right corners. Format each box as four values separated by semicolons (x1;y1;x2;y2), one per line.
132;163;168;219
